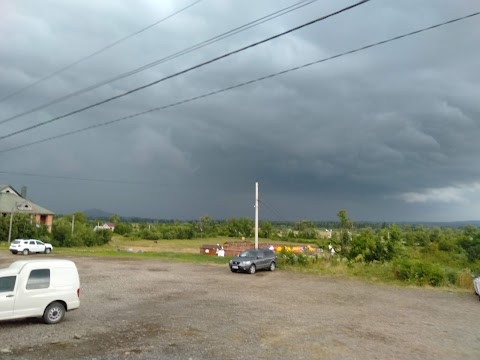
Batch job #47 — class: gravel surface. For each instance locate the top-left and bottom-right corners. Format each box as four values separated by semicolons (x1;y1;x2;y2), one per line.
1;251;480;360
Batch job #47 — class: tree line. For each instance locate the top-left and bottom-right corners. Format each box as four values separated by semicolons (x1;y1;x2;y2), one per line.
2;211;480;269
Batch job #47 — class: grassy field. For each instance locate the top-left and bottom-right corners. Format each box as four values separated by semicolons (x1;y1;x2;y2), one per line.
103;236;302;252
0;237;474;291
54;236;233;264
106;236;229;253
0;237;231;265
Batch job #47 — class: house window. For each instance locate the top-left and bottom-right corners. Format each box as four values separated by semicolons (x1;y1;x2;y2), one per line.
40;215;47;224
26;269;50;290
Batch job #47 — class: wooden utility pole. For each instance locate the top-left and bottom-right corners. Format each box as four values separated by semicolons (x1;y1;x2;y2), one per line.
255;182;259;250
8;209;14;244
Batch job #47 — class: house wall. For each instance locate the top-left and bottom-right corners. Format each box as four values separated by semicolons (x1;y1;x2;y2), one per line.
35;214;53;233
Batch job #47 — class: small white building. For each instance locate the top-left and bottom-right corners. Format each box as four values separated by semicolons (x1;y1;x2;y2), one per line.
94;222;115;232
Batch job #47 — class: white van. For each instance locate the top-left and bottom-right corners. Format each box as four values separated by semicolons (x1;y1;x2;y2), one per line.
0;259;80;324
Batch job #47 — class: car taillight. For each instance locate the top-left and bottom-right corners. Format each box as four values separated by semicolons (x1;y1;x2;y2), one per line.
77;288;80;297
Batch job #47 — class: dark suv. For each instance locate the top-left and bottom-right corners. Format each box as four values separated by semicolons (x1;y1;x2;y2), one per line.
229;249;276;274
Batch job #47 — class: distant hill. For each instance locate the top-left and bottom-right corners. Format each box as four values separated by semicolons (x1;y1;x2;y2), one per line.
401;220;480;228
83;208;115;219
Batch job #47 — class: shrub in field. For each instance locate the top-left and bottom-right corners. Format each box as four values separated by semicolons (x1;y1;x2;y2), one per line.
51;216;113;247
140;229;161;240
0;213;48;242
278;251;299;265
348;228;401;263
114;222;133;235
455;269;474;289
276;248;313;267
393;259;445;286
296;253;309;266
459;235;480;262
446;270;457;286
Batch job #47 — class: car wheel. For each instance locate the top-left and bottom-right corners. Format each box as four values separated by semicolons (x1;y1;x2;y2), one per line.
45;248;51;254
269;262;276;271
230;268;236;273
10;251;17;255
43;302;65;324
248;264;256;274
22;249;29;256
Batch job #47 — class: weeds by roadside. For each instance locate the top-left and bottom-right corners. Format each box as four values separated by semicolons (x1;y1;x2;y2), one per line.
275;248;474;290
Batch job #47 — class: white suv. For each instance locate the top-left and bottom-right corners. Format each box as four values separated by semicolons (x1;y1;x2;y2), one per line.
9;239;53;255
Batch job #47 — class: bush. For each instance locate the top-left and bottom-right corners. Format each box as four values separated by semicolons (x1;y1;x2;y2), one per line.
459;234;480;262
446;270;457;285
114;223;133;235
139;229;160;240
348;228;400;263
392;259;445;286
455;269;474;289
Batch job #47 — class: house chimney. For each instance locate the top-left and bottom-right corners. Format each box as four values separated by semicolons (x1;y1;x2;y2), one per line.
21;186;27;198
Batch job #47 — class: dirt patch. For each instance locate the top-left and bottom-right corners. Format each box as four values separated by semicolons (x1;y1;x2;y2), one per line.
1;252;479;360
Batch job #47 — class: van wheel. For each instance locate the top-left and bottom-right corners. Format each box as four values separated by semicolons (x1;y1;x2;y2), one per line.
22;249;29;256
45;248;51;254
248;264;256;274
43;302;65;324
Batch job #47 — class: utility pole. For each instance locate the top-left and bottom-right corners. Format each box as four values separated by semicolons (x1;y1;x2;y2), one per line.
8;209;14;244
71;214;75;235
255;182;259;250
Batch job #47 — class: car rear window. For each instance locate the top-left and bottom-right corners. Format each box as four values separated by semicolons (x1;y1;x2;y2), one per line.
26;269;51;290
12;240;20;244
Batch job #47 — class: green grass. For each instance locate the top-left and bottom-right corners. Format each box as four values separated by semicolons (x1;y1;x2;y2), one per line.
1;238;231;265
107;236;236;252
1;237;474;291
54;247;230;265
277;258;398;284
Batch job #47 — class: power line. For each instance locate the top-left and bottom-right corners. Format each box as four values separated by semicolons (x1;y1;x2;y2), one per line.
259;198;287;221
1;10;477;154
0;0;320;125
0;0;371;141
0;170;162;185
0;0;204;104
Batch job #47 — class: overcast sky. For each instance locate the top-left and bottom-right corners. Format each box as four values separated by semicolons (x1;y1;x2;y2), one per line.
1;0;479;222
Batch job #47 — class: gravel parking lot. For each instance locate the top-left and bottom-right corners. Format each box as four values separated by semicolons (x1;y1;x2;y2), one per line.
1;251;480;360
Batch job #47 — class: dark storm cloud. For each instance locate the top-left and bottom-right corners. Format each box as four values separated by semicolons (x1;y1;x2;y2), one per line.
1;0;479;221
